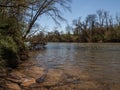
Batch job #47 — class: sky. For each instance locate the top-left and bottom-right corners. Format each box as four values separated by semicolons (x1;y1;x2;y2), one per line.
38;0;120;32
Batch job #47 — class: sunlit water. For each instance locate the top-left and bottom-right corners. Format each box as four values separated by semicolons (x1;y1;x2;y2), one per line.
36;43;120;86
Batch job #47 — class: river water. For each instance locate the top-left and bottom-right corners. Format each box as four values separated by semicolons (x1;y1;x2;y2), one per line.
35;43;120;89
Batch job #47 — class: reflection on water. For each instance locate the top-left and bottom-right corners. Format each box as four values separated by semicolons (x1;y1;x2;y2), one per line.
36;43;120;86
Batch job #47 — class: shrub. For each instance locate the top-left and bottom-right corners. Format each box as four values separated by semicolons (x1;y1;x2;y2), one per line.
0;36;20;68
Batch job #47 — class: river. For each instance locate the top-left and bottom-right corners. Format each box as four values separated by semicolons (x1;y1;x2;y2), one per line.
34;43;120;89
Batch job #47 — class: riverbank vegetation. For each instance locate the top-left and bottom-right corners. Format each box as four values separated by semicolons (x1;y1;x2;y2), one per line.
0;0;71;69
47;9;120;42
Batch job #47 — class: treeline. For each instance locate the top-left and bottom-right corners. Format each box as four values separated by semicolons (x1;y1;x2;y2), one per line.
47;9;120;42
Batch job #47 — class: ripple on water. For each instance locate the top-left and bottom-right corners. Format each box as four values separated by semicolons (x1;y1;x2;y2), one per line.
35;43;120;89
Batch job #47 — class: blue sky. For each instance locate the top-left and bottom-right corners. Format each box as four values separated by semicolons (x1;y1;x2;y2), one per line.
39;0;120;32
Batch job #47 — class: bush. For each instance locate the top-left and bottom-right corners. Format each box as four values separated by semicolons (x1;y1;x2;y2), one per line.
0;17;29;68
0;36;20;68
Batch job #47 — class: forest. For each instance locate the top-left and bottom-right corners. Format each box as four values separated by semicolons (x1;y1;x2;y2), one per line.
46;9;120;42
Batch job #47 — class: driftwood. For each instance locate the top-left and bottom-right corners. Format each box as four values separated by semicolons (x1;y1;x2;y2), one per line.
30;41;47;50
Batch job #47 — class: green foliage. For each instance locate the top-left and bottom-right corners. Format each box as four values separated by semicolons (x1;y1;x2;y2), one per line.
0;14;28;68
0;36;20;68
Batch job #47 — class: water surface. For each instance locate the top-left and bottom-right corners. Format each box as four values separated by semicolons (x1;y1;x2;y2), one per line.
36;43;120;89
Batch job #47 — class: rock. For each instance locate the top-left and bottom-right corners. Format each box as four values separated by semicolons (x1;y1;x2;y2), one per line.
21;78;36;87
0;68;7;77
6;77;23;84
42;69;63;87
0;78;6;89
6;71;27;84
24;66;45;79
9;71;26;79
0;73;7;77
6;82;21;90
36;74;47;83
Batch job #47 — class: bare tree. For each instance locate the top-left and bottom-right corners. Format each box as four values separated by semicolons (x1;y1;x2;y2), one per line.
23;0;71;39
0;0;71;40
86;14;97;29
104;11;110;29
96;9;105;27
73;17;84;35
116;14;120;26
